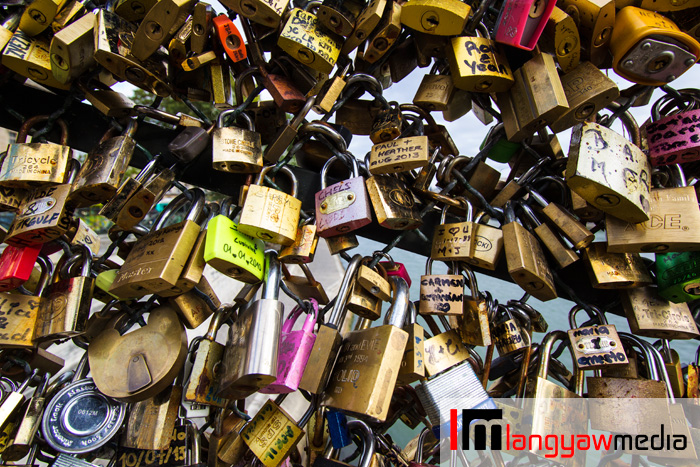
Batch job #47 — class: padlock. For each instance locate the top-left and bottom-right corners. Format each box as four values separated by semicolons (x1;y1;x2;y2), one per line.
559;0;614;66
346;278;382;320
645;92;700;166
278;7;341;74
131;0;195;61
2;30;71;90
279;221;319;264
357;261;391;302
203;198;266;284
166;275;220;328
0;255;50;348
567;305;627;370
181;51;217;71
365;173;423;230
370;102;403;144
0;369;38;433
4;158;78;248
221;0;289;28
656;251;700;302
322;275;409;422
69;120;137;207
184;306;232;408
98;158;175;231
431;200;476;262
361;0;401;64
496;52;569;142
325;233;360;256
413;72;455;112
48;11;95;85
89;305;187;402
622;286;700;339
42;354;126;454
492;304;529;358
369;135;430;174
0;13;20;52
299;255;362;394
242;398;313;467
565;113;652;223
0;244;41;292
527;185;594;250
423;319;472;377
400;0;470;36
188;1;212;54
379;254;412;287
465;211;504;271
167;121;215;164
264;97;315;163
34;244;94;342
317;0;363;36
493;0;556;49
217;250;285;399
610;7;700;85
258;65;307;114
502;202;557;301
451;265;492;346
342;0;386;54
0;116;72;188
109;189;204;297
238;166;301;246
282;264;330;306
212;14;247;63
398;301;426;385
93;10;171;96
1;371;49;461
212;110;262;174
78;81;135;119
336;98;384;136
540;6;581;73
260;299;318;394
209;57;234;110
313;63;352;115
19;0;68;36
656;339;685;398
315;155;372;238
448;25;514;93
168;17;192;65
549;61;619;133
582;242;653;288
112;0;157;21
517;201;579;269
419;258;464;316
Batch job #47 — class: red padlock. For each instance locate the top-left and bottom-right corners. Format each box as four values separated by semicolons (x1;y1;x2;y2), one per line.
213;14;247;63
0;244;41;292
379;253;412;287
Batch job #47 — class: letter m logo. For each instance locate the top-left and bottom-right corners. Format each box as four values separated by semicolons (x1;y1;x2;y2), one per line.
462;409;503;450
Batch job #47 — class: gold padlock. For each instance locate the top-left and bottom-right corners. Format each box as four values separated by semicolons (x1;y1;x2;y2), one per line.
131;0;195;61
582;242;653;288
448;25;514;93
369;135;430;174
400;0;471;36
361;0;402;64
621;286;700;339
365;173;423;230
342;0;386;54
279;221;318;264
277;7;342;74
49;11;95;84
19;0;69;36
540;6;581;73
2;31;71;90
559;0;615;66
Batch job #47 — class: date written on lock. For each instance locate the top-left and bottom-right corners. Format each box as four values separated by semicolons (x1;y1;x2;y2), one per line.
369;136;429;174
117;424;188;467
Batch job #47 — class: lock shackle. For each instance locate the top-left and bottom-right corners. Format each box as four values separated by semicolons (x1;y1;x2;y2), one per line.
516;156;550;184
32;255;53;297
217;108;254;131
651;91;698;122
282;298;319;334
517;201;542;228
320;155;360;190
16;116;69;145
602;103;641;147
134;158;160;184
507;304;533;337
618;332;658;381
262;250;281;301
327;254;363;328
537;330;576;381
58;244;93;280
414;427;432;463
424;257;459;276
669;164;687;188
346;420;376;467
205;305;235;341
459;263;479;297
291;97;316;129
73;352;90;382
568;305;607;329
299;122;348;154
233;67;262;106
345;73;384;97
503;201;517;224
531;176;569;207
186;421;201;465
152;188;206;231
385;276;409;328
473;21;491;39
66;159;81;184
441;155;471;186
641;339;676;403
439;198;472;224
255;165;298;197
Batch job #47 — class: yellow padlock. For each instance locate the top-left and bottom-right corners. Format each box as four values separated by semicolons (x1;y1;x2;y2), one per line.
401;0;471;36
277;7;342;74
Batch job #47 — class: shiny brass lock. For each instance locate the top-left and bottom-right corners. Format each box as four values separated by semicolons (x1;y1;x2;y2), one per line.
431;199;476;262
413;73;456;112
370;102;403;144
492;305;528;357
0;13;20;53
167;275;220;329
131;0;195;61
369;135;430;174
109;189;205;298
2;30;71;90
451;265;492;346
278;7;342;74
313;63;351;115
496;52;569;142
567;305;628;370
342;0;386;54
527;184;594;250
221;0;289;28
559;0;615;66
365;173;423;230
621;286;700;339
419;259;464;317
540;6;581;73
582;242;653;288
238;165;302;246
317;0;364;36
610;7;700;85
19;0;69;36
518;201;579;270
361;0;402;64
401;0;470;36
49;11;95;85
347;278;382;320
282;263;330;306
53;0;86;34
465;211;504;271
566;112;652;224
89;305;188;402
549;61;619;133
78;81;135;119
212;110;263;174
279;221;318;264
448;25;514;93
114;0;158;21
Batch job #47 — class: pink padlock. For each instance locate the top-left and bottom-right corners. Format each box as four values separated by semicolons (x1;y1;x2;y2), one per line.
378;253;412;287
259;298;318;394
494;0;556;50
315;155;372;238
646;95;700;166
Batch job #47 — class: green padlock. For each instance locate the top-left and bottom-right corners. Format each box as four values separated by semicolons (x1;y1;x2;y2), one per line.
480;123;520;163
656;251;700;303
204;198;265;284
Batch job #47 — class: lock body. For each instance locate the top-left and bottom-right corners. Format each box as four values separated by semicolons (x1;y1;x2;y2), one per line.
204;215;265;283
238;184;301;246
369;136;430;174
656;251;700;302
448;36;514;93
315;177;372;237
646;109;700;166
278;8;341;74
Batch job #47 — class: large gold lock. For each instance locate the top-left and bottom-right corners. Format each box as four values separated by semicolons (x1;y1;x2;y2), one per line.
2;31;71;90
369;135;430;174
540;6;581;73
277;7;342;74
559;0;615;66
611;7;700;85
238;165;301;246
49;11;95;84
448;25;514;93
131;0;195;61
212;110;263;174
565;110;652;224
621;286;700;339
431;200;476;263
19;0;69;36
582;242;653;288
365;173;423;230
400;0;470;36
360;0;402;64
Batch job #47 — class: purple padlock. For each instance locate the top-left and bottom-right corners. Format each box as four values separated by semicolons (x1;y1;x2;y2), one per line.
259;298;318;394
315;155;372;238
646;97;700;166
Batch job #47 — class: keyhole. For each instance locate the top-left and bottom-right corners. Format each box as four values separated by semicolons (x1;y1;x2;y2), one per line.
145;21;163;40
297;48;313;63
594;27;612;46
476;79;493;90
241;0;257;15
421;11;439;30
226;34;240;50
529;0;543;18
574;102;596;120
373;37;388;51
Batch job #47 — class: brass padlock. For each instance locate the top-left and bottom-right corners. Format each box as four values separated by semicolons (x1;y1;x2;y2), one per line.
238;165;301;246
431;199;476;262
279;221;318;264
0;116;72;188
278;7;342;74
369;135;430;174
365;173;423;230
582;242;653;288
361;0;402;64
451;265;492;346
282;263;330;306
19;0;69;36
167;275;220;329
448;25;514;93
465;211;504;271
621;286;700;339
567;305;628;370
49;11;95;84
400;0;470;36
413;72;456;112
419;258;464;316
559;0;615;66
222;0;289;27
131;0;195;61
317;0;364;36
342;0;386;54
370;102;403;144
212;110;263;174
540;6;581;73
492;304;528;357
518;201;579;270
